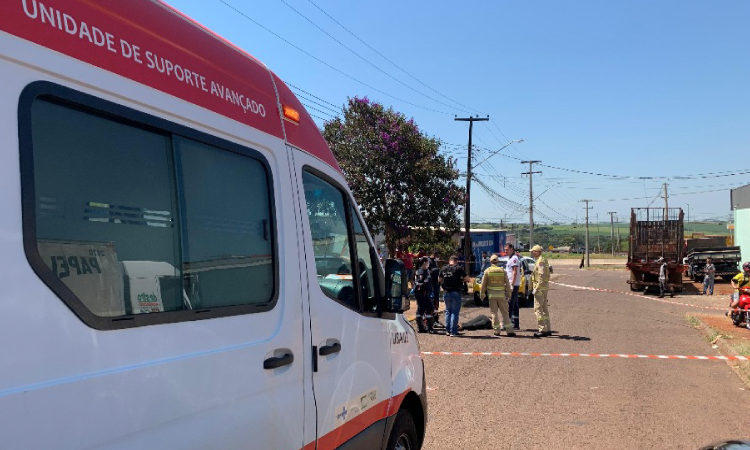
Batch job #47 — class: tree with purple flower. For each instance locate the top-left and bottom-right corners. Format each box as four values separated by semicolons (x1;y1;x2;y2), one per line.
322;97;465;255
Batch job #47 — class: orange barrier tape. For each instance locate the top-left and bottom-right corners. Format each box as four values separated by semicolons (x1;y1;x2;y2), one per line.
421;351;748;361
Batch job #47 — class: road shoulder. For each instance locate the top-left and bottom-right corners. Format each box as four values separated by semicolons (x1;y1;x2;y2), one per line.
687;313;750;387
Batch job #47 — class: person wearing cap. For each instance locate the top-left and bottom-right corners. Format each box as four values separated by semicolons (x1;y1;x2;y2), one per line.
479;254;515;337
657;257;674;298
728;262;750;313
530;245;552;337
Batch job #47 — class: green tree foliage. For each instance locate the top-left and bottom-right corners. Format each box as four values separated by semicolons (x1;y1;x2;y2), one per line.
322;97;465;254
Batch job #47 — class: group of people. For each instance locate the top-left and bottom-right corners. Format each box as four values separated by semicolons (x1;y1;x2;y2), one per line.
478;244;552;338
407;243;552;338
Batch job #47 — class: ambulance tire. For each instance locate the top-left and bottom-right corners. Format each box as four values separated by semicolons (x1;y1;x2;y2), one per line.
386;410;419;450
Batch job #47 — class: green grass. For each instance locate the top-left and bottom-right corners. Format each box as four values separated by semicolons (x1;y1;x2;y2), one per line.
707;330;722;343
732;342;750;357
686;315;701;327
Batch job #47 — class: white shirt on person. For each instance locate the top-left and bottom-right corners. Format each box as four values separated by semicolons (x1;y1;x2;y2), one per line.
506;254;521;287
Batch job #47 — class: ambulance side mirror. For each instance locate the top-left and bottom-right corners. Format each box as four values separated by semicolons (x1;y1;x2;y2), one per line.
383;258;409;313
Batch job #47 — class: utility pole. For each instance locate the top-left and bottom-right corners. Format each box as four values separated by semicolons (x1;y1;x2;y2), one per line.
521;160;542;249
596;213;600;253
455;115;489;273
661;183;669;258
581;200;593;267
607;212;616;256
616;213;621;254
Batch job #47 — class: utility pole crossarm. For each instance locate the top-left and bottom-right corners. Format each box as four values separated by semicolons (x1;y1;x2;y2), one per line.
521;160;542;249
455;116;489;274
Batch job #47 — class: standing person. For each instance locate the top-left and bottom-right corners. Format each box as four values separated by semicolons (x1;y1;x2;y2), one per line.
530;245;552;337
479;254;515;337
439;255;470;337
413;257;436;333
702;257;716;296
657;257;674;298
728;262;750;312
428;250;443;328
396;247;414;287
480;251;491;274
505;243;522;329
469;253;477;276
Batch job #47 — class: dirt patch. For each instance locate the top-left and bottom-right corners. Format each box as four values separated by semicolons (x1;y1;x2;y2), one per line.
682;278;734;296
688;313;750;387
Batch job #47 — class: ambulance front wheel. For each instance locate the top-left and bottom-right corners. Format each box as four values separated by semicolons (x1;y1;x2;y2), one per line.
386;410;419;450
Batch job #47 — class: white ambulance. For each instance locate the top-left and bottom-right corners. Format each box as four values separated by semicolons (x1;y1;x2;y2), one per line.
0;1;426;449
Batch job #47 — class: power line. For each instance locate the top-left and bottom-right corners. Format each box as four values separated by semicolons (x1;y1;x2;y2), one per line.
300;102;336;119
295;93;340;115
286;82;340;109
278;0;475;115
217;0;455;115
497;152;750;181
304;0;485;116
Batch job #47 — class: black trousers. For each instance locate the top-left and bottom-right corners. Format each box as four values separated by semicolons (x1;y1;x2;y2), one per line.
415;290;434;318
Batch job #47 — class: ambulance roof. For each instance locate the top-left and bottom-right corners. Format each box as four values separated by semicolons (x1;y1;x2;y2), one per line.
1;0;340;172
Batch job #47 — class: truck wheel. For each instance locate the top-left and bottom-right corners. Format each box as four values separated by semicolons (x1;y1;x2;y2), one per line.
386;410;418;450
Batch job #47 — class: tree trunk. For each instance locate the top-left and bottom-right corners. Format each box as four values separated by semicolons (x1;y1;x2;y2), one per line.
385;226;397;259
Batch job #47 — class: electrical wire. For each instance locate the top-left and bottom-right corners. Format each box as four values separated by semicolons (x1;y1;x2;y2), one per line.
286;82;340;109
216;0;456;115
304;0;485;116
278;0;475;115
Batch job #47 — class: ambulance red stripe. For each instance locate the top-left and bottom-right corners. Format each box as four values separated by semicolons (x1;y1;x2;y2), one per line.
301;390;410;450
1;0;340;171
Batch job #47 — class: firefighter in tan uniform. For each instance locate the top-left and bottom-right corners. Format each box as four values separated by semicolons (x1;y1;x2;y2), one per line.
479;254;515;337
531;245;552;337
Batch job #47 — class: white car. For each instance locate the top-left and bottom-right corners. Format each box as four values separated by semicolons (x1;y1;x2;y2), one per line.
0;2;426;449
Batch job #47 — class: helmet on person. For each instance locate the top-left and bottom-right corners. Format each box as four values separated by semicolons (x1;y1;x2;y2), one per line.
743;262;750;272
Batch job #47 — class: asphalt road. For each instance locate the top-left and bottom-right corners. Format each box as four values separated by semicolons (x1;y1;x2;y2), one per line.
419;267;750;450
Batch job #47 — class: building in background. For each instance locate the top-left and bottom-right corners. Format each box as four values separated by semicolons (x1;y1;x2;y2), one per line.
731;184;750;263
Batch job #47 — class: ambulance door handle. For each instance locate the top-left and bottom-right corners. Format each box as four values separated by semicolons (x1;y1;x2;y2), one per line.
319;342;341;356
263;352;294;370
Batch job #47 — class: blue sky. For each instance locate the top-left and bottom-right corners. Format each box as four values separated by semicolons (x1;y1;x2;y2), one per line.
165;0;750;226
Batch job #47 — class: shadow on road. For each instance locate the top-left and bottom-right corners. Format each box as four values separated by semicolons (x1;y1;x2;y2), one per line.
549;334;591;341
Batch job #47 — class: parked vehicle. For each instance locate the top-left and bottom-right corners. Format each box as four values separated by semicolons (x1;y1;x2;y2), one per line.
730;288;750;330
0;1;425;449
473;256;534;307
685;246;741;282
627;208;685;292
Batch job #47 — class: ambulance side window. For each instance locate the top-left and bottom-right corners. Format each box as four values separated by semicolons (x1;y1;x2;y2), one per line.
30;99;180;318
23;91;277;328
176;137;274;310
302;171;359;311
350;207;378;312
